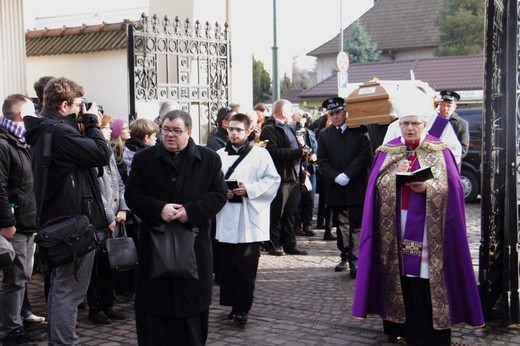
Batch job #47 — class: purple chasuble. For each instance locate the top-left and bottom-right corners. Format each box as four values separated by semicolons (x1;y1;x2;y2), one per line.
352;136;484;328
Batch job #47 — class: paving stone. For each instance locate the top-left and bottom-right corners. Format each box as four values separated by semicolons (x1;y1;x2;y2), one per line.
8;202;520;345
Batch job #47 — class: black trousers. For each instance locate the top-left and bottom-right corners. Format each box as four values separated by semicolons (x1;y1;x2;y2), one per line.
87;247;115;313
218;242;261;313
383;276;451;346
136;308;209;346
268;182;300;251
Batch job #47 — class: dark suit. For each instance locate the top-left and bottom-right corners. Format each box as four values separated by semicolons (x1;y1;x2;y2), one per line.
125;138;227;345
317;125;372;264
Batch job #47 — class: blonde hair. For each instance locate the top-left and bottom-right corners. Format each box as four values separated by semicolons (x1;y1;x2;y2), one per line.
129;118;159;140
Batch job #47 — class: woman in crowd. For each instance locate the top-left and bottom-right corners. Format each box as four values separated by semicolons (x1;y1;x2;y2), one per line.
109;117;131;183
87;114;129;324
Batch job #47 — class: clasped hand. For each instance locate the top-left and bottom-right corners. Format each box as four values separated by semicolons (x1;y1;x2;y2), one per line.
334;173;349;186
161;203;188;223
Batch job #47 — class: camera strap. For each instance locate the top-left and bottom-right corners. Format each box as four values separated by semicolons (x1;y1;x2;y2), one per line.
37;124;57;228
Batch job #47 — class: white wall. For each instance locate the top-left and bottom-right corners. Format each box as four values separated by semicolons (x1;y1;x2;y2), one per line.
26;50;130;121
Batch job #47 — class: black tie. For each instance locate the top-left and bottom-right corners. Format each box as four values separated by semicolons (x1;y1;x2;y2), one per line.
337;127;342;135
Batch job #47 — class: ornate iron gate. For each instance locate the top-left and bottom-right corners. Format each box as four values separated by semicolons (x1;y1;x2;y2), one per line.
127;13;230;144
479;0;520;322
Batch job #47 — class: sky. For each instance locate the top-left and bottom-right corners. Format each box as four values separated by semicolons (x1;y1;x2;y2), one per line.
23;0;373;75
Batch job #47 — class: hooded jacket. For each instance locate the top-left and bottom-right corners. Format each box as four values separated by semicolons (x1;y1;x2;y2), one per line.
0;126;37;232
23;108;111;231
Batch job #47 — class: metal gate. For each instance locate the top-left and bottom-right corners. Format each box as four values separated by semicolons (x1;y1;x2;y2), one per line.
479;0;520;322
127;13;230;144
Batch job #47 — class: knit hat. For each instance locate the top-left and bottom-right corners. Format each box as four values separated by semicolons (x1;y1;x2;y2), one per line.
110;118;127;140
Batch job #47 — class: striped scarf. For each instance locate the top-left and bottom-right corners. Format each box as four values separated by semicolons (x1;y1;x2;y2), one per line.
0;117;28;148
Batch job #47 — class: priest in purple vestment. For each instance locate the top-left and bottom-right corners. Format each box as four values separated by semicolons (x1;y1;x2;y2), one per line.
352;113;484;345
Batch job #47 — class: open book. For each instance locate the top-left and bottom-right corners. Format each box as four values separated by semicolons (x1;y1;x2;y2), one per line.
396;166;433;184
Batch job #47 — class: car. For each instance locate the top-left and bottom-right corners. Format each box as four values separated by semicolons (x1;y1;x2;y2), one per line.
457;108;482;203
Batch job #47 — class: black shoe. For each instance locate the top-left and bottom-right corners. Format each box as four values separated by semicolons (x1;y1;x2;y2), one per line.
387;335;404;343
302;228;315;236
227;310;237;320
316;223;326;229
323;230;337;241
335;260;347;272
268;246;285;256
3;327;30;346
88;311;111;325
233;311;248;324
78;302;86;310
103;307;126;320
349;262;357;278
284;247;308;255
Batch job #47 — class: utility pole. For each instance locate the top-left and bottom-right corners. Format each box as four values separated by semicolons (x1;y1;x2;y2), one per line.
272;0;280;102
339;0;343;52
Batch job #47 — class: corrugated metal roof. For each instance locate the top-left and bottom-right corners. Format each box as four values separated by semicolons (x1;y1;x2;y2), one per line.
308;0;444;57
298;55;484;100
26;21;131;56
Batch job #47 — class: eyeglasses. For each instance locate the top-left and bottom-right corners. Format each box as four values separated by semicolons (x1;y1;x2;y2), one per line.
399;121;423;127
227;127;246;133
161;126;186;135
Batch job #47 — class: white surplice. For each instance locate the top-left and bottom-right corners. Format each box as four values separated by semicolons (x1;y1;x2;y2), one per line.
215;145;281;244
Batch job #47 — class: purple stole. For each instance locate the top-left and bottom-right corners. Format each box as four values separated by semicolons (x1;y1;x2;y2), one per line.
429;115;449;139
398;159;425;276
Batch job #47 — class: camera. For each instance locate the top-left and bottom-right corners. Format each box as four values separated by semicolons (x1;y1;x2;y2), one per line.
81;98;104;115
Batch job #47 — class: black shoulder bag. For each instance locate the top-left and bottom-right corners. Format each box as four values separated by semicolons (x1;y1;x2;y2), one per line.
34;124;97;271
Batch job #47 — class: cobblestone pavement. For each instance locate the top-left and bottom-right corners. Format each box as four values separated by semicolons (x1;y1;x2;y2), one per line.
18;201;520;345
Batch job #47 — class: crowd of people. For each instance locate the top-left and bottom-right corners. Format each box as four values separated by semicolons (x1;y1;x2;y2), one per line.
0;75;482;346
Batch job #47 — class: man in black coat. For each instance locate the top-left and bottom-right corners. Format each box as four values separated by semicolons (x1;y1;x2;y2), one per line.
24;77;111;345
0;94;39;344
259;99;309;256
317;97;372;278
125;110;227;345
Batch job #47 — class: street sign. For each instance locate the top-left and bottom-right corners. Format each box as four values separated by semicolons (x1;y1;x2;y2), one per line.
336;51;350;72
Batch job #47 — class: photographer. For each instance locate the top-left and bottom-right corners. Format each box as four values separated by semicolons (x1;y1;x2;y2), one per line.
24;77;111;345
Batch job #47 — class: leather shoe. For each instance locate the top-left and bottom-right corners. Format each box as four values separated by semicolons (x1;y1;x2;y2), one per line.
23;313;45;323
233;311;248;324
335;260;347;272
323;230;337;241
268;246;285;256
349;262;357;278
88;311;111;325
284;247;308;255
104;307;126;320
228;310;237;320
303;228;315;236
